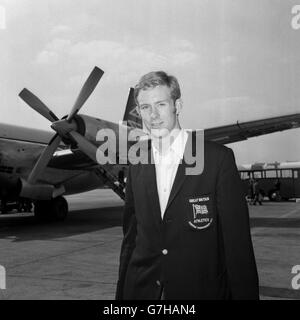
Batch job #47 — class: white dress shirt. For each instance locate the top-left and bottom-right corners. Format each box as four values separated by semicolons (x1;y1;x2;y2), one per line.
152;129;188;218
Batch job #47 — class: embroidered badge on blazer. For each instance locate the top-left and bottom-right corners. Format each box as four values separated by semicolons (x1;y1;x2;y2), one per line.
187;196;213;230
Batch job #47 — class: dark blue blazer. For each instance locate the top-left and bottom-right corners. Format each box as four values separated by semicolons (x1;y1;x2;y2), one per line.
116;134;259;300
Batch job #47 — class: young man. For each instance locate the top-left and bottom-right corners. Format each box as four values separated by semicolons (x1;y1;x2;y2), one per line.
116;71;259;300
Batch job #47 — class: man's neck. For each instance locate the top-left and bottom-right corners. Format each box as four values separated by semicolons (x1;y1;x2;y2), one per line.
152;127;182;156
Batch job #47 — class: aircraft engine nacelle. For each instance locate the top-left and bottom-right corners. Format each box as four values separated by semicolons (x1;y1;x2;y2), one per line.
0;175;64;201
19;179;65;200
76;114;143;164
74;114;130;163
76;114;123;145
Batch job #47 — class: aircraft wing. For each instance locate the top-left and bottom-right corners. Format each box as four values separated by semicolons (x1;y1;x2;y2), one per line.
204;113;300;144
49;149;95;170
48;148;126;198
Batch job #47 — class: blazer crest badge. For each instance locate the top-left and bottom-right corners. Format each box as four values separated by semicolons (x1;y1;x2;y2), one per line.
187;196;213;230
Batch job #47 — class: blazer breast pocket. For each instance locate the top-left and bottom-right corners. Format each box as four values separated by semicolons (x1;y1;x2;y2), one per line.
184;194;215;231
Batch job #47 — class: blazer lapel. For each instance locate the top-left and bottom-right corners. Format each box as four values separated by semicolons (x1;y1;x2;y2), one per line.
139;146;162;225
164;161;187;214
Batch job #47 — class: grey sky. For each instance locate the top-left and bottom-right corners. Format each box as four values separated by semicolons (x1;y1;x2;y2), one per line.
1;0;300;164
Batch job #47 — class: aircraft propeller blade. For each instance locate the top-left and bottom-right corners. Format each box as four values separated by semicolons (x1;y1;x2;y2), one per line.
19;88;59;122
68;131;100;163
67;67;104;122
23;66;104;185
27;134;61;185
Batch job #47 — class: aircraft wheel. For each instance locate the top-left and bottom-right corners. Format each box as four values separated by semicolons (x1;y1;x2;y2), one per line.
51;196;68;221
34;200;51;220
34;197;68;221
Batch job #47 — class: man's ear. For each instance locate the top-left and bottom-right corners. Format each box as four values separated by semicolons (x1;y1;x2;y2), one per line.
175;98;183;115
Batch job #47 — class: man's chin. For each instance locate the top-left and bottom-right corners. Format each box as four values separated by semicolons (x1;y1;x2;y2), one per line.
150;128;169;139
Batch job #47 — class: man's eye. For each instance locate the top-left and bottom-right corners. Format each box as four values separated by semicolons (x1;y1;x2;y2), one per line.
141;106;149;110
158;103;166;107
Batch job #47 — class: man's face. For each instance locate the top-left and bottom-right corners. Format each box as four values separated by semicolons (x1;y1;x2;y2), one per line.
137;85;181;138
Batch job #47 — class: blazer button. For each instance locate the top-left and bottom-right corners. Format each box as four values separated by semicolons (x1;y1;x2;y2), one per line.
162;249;168;255
156;280;161;286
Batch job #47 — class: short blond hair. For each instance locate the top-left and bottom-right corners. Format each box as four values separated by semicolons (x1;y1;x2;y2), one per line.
134;71;181;104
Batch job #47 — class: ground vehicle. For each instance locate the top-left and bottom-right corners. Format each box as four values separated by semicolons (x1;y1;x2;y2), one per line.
238;162;300;201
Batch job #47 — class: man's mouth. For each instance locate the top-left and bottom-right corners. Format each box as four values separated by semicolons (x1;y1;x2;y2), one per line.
151;122;163;128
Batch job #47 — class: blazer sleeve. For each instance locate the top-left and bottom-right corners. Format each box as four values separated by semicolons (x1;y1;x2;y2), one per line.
115;165;137;300
216;148;259;300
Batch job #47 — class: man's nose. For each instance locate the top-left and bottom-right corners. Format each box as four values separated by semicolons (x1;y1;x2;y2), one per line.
150;106;159;119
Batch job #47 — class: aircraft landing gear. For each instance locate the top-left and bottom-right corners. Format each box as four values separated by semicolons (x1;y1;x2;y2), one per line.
34;196;68;221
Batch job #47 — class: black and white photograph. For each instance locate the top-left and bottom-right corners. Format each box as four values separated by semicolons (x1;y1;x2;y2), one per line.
0;0;300;303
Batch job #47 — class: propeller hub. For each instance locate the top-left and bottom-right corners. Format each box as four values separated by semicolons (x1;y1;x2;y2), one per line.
51;119;77;137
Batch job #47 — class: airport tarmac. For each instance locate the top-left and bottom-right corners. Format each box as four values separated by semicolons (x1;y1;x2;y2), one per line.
0;189;299;300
